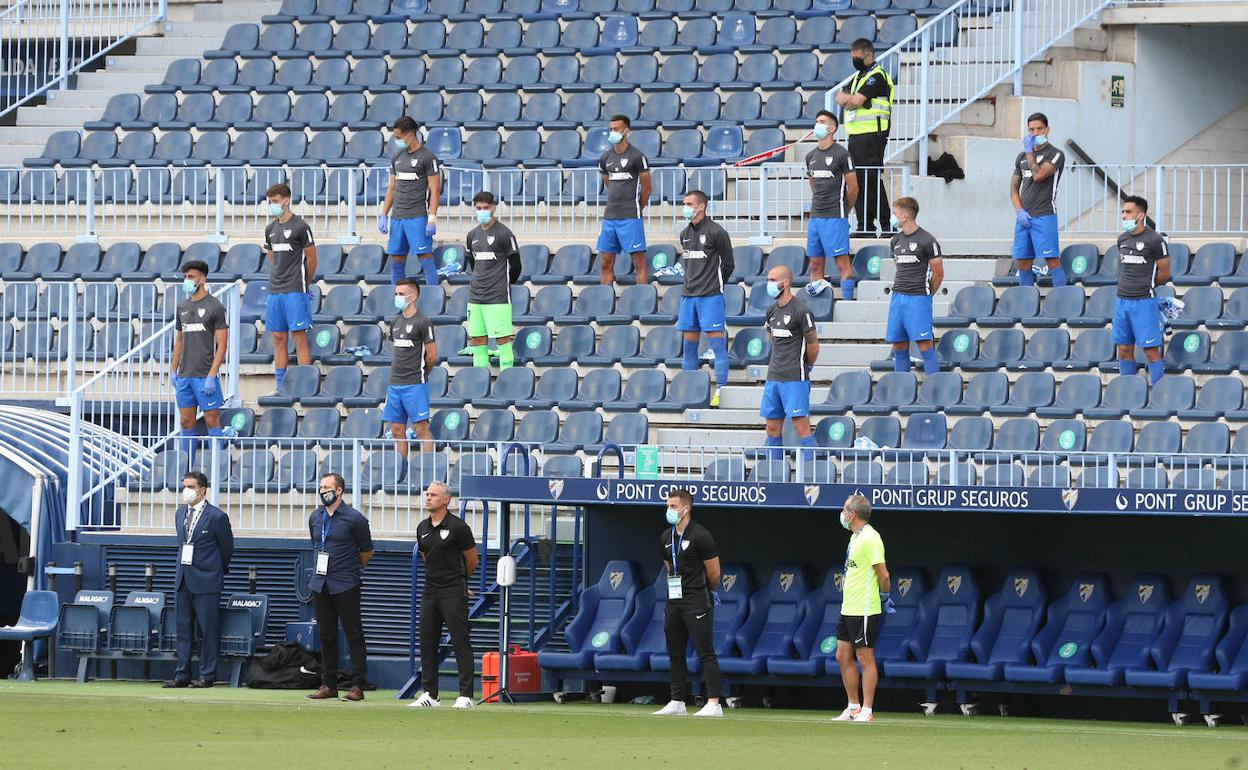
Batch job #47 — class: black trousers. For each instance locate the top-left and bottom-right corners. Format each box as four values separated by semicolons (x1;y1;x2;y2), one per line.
420;590;474;698
663;602;721;702
312;585;367;689
848;131;891;232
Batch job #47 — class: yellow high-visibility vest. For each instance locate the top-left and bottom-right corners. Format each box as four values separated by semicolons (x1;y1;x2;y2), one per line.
844;64;894;136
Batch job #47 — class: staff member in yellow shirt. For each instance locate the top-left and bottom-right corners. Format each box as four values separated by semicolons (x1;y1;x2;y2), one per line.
831;494;893;723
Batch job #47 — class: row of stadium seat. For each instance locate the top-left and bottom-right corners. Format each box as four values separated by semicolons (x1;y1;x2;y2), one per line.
88;89;822;134
57;590;268;685
940;285;1248;331
540;561;1247;705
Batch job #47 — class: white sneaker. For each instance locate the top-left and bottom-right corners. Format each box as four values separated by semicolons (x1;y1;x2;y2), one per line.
832;707;861;722
653;700;688;716
852;710;876;723
407;693;441;708
453;696;475;710
693;702;723;718
806;279;832;296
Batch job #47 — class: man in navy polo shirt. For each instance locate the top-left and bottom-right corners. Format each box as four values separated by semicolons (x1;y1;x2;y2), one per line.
306;472;374;702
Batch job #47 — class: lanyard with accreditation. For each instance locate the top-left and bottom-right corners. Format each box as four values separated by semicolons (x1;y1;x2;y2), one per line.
316;512;332;576
180;506;202;566
667;529;684;600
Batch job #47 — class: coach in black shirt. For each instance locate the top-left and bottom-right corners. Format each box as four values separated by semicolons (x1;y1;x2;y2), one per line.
306;472;374;702
653;489;724;719
409;482;480;709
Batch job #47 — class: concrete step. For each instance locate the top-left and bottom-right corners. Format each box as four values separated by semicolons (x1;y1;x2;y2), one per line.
656;427;767;447
104;54;184;73
75;70;168;91
832;297;954;322
44;89;117;109
15;106;100;127
135;35;223;56
194;1;280;21
817;342;889;366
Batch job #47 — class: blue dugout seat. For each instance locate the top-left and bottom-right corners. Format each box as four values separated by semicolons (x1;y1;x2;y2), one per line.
593;572;668;672
767;566;843;676
1003;575;1111;684
1065;575;1170;686
718;565;808;676
882;566;980;683
538;560;639;675
945;569;1048;686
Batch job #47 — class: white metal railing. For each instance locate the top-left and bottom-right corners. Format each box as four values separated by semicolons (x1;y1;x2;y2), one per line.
827;0;1115;170
1062;163;1248;236
0;0;165;118
0;163;912;244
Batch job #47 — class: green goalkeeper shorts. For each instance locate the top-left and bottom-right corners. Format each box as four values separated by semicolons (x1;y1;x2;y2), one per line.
466;302;514;339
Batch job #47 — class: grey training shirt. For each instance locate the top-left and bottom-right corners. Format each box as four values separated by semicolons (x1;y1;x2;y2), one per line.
805;142;855;219
389;309;435;386
263;214;315;294
889;226;941;296
1116;227;1169;299
465;222;521;305
390;145;440;220
599;143;649;221
765;296;816;382
679;216;735;297
175;295;227;378
1013;146;1065;217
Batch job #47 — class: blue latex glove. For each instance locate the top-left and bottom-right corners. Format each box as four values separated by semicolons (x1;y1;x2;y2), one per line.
202;375;218;396
805;364;814;379
170;372;179;390
377;214;389;235
1023;134;1036;153
882;593;897;615
425;217;437;237
305;290;316;305
712;591;722;607
1016;209;1032;229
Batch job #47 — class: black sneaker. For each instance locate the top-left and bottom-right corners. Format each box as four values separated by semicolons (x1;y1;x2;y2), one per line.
162;680;190;688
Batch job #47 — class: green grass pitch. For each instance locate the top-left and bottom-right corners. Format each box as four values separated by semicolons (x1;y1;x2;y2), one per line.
3;681;1247;769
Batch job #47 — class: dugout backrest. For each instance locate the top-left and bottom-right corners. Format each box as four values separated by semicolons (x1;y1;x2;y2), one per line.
911;566;980;664
1064;575;1169;686
732;565;808;660
1152;575;1228;674
873;568;928;663
538;560;638;671
767;566;843;676
1004;574;1109;682
594;571;667;671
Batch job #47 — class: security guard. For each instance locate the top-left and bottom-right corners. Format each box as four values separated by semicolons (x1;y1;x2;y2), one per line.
1113;195;1170;384
410;482;479;710
834;38;895;236
653;489;723;718
307;472;374;702
677;189;735;408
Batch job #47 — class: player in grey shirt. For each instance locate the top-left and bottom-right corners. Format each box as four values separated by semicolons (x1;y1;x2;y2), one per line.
462;190;522;370
1010;112;1066;288
263;182;318;391
380;116;442;287
597;115;652;286
171;259;228;467
759;265;820;463
1113;195;1171;384
885;196;943;375
805;111;859;300
384;278;438;456
677;189;735;407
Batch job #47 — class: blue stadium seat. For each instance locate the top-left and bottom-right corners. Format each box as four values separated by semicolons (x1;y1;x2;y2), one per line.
991;372;1055;416
716;566;808;676
767;566;843;676
1061;575;1169;688
620;327;680;368
935;285;995;327
1130;375;1195;419
477;367;536;408
882;566;980;683
468;409;516;443
546;411;603;454
1173;243;1235;286
946;372;1008;416
886;461;929;485
1125;465;1169;489
1161;331;1210;372
587;412;648;455
853;371;916;415
1023;286;1084;328
512;411;559;448
1083;374;1147;419
1188;604;1248;696
538;560;639;675
978;286;1040;327
601;369;665;412
594;572;669;673
303;366;362;407
257;365;319;407
899;371;962;417
944;570;1047;685
900;412;947;452
702;457;746;482
961;329;1026;372
562;369;623;412
1179;375;1244;421
1120;575;1227;690
649;370;711;412
1002;575;1111;684
842;460;884;484
1195;330;1248;375
431;367;490;408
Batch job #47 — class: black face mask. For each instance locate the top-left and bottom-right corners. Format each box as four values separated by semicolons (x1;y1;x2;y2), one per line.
320;490;339;506
852;56;869;72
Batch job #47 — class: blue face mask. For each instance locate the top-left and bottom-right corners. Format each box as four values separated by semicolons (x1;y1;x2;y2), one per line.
475;209;492;225
812;122;829;140
268;202;284;217
766;281;782;298
1034;134;1047;146
393;137;408;150
607;130;624;145
665;508;681;525
394;294;408;311
681;205;696;221
890;214;901;230
1121;217;1138;233
181;278;197;296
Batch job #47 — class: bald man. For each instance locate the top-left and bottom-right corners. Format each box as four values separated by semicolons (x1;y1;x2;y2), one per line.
760;266;820;462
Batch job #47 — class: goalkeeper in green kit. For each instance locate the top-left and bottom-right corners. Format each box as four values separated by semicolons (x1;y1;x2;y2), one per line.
460;191;522;369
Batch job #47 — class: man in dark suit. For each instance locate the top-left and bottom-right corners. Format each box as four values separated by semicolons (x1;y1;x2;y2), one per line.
164;471;234;688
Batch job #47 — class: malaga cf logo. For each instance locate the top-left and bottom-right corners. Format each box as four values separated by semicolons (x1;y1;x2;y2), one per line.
609;571;623;590
833;573;845;592
947;575;963;595
721;574;737;592
1195;584;1211;604
779;573;794;592
897;578;912;597
548;479;564;500
1014;578;1030;597
1079;583;1095;602
1061;488;1079;511
804;485;821;507
1137;584;1154;604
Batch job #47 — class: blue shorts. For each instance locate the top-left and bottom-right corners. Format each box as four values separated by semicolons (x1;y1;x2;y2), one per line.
382;383;430;425
1012;213;1059;262
1112;297;1163;348
265;291;312;333
596;218;647;255
806;216;851;259
760;380;810;419
885;292;934;343
387;216;433;257
676;294;726;333
174;376;224;413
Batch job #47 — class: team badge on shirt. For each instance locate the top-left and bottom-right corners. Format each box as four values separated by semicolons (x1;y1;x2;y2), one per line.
440;530;450;540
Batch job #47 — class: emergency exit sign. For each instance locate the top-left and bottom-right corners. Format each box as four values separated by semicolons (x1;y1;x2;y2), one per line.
1110;75;1125;107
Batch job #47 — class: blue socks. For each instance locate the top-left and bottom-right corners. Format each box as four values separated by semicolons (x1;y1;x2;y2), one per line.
765;435;783;462
1147;360;1164;384
275;367;287;389
389;257;405;285
841;277;855;301
1017;266;1035;286
920;347;939;374
1050;266;1067;287
180;428;197;465
1118;359;1138;376
800;435;817;463
421;256;438;286
709;336;729;387
893;349;910;373
682;339;699;371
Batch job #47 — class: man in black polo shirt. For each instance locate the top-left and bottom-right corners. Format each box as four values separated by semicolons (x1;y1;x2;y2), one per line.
410;482;479;710
306;473;374;702
653;489;724;719
677;189;735;408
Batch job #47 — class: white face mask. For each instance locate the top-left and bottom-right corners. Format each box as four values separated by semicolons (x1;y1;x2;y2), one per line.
182;487;199;504
665;507;681;525
839;511;853;531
